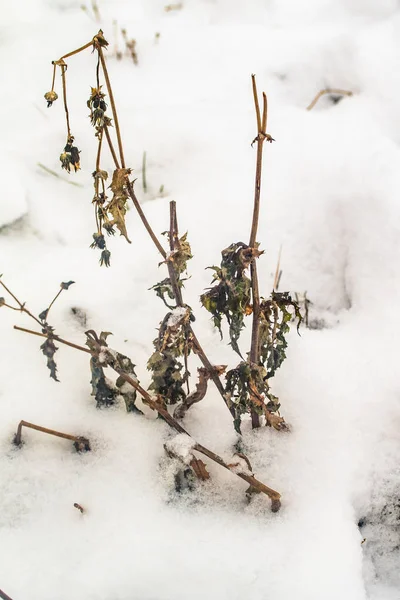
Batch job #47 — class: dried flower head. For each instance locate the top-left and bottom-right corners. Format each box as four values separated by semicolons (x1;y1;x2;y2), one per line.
44;91;58;107
88;86;108;128
60;136;81;173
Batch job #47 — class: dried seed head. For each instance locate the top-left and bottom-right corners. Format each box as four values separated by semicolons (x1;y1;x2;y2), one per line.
0;297;5;307
44;91;58;107
60;137;81;173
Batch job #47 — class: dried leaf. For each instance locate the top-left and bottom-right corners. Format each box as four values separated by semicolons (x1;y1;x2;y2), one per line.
190;457;210;480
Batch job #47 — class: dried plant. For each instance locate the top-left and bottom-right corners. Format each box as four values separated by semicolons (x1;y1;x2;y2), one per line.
202;76;301;432
0;33;307;512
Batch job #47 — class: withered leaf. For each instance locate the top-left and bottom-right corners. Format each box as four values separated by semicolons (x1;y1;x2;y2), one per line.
190;457;210;480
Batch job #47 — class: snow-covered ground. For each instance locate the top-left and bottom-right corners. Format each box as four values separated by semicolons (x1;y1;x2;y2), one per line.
1;1;399;598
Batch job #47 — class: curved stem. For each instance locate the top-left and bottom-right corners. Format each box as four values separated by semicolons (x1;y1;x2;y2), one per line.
97;46;125;167
60;65;71;139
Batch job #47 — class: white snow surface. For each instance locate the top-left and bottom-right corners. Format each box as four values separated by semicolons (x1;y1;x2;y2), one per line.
0;1;399;599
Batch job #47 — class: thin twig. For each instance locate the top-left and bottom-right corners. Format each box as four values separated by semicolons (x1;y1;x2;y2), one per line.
126;181;167;258
0;589;14;600
142;151;147;193
13;325;91;354
14;420;90;451
60;64;71;139
45;288;63;320
273;246;282;291
306;88;353;111
0;280;43;328
113;369;281;510
37;163;83;187
103;124;121;169
50;62;57;92
97;45;125;168
59;40;94;61
249;77;271;428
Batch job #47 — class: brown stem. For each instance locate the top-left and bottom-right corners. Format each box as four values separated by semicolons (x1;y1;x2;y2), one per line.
45;288;63;320
97;45;125;168
14;325;280;509
96;128;103;171
249;78;269;429
50;62;57;92
60;64;71;139
13;325;91;354
114;369;280;510
126;181;167;259
167;201;183;304
306;88;353;111
103;124;121;169
14;420;90;451
0;280;43;328
59;40;94;61
0;589;14;600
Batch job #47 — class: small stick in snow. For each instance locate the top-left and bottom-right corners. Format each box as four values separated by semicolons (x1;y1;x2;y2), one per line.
13;420;90;453
74;503;85;513
249;75;275;429
0;589;14;600
306;88;353;111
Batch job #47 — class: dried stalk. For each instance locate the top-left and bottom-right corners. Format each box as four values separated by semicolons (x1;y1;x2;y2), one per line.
306;88;353;111
14;420;90;452
60;63;71;140
0;590;14;600
249;75;273;428
97;44;125;168
14;325;281;510
0;279;43;328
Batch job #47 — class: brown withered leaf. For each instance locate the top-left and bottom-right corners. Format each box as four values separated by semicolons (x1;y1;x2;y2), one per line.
110;168;131;194
108;198;131;243
190;457;210;480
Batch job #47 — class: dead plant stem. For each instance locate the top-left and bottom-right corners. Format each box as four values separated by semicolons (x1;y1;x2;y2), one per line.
97;46;125;168
103;124;121;169
249;77;269;428
13;324;280;510
60;65;71;139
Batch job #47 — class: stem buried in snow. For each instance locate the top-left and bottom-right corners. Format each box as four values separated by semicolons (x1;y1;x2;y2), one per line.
13;420;90;452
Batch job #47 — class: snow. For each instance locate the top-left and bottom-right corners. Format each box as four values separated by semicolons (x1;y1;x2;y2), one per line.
164;433;195;464
166;306;189;327
0;1;399;599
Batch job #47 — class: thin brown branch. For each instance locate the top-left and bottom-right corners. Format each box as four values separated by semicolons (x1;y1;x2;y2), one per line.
306;88;353;111
114;369;281;510
249;76;271;428
13;325;91;354
251;74;261;132
0;589;14;600
14;420;90;451
46;288;63;320
96;127;104;172
103;124;121;169
97;45;125;168
59;40;94;61
60;64;71;139
126;181;167;259
273;246;282;291
0;279;43;327
50;62;57;92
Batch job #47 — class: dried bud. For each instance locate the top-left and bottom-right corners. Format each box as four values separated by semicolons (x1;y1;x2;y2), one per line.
44;91;58;107
0;297;5;307
100;249;111;267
